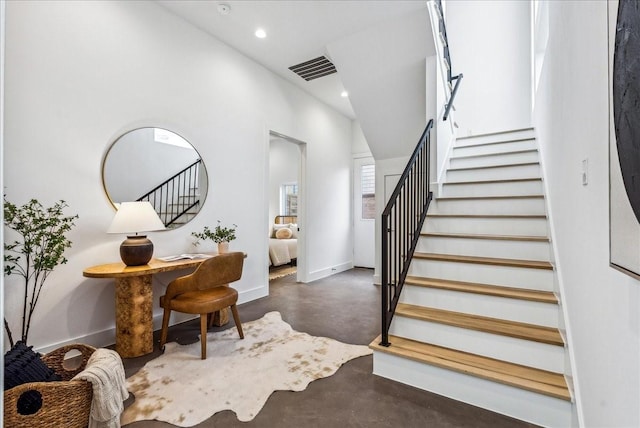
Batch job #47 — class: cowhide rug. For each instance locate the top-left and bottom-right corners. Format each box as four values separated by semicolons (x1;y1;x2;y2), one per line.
121;311;372;426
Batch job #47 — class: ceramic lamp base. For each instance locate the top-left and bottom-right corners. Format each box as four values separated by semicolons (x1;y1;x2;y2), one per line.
120;235;154;266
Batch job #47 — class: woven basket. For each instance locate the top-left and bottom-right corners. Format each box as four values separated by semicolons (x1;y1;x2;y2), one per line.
4;344;96;428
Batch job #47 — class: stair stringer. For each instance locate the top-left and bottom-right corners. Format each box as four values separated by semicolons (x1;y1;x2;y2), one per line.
536;128;581;427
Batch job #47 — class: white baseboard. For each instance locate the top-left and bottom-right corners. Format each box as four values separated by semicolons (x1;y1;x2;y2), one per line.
307;261;353;283
37;284;269;355
37;327;117;355
238;284;269;304
373;273;381;285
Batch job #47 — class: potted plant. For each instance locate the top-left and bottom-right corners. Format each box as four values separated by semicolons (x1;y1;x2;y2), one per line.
192;220;237;254
3;197;78;347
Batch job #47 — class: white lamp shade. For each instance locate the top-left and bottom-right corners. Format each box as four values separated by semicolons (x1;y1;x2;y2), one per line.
107;201;166;234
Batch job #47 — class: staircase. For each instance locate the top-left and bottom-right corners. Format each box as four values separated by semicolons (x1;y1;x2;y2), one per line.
138;159;203;228
370;128;574;427
162;194;201;229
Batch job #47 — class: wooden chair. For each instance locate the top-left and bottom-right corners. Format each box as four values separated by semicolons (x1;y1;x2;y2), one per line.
159;252;245;359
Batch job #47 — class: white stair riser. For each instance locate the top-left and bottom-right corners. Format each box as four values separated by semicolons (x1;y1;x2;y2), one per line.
178;193;199;200
453;139;536;157
424;216;549;236
390;316;564;372
167;205;199;212
455;129;536;146
450;151;539;169
441;180;543;197
430;197;546;215
163;212;198;219
409;259;554;291
447;163;541;182
417;236;551;261
373;352;573;428
400;285;559;327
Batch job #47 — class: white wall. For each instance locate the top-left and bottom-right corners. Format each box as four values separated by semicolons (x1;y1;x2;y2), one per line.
3;0;353;351
1;0;6;357
533;1;640;427
447;0;532;137
351;121;371;157
268;138;299;224
327;7;432;161
371;52;440;284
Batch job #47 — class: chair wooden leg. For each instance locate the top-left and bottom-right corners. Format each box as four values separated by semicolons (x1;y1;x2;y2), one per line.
160;307;171;352
200;314;207;359
230;304;244;339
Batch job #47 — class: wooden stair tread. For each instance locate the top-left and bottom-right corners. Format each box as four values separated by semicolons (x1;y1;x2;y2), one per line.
395;304;564;346
370;335;570;401
455;137;535;149
447;161;539;172
427;213;546;219
436;195;544;201
421;232;549;242
405;276;557;304
443;177;542;185
414;252;553;270
451;148;537;160
456;128;534;141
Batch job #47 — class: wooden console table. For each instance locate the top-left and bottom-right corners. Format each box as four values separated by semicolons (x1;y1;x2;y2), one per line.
83;255;228;358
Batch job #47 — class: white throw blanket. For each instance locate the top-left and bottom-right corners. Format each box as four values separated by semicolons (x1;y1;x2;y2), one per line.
72;348;129;428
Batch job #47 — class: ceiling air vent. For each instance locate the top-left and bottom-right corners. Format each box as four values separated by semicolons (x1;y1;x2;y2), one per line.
289;56;337;81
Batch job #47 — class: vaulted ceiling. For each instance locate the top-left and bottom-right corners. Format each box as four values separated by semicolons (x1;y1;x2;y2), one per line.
157;1;430;120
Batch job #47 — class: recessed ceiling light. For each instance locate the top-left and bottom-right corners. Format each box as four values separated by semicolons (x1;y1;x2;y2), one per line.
255;28;267;39
217;3;231;15
341;91;349;98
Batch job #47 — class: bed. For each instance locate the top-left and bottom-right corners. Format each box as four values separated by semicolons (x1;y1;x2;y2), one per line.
269;215;298;267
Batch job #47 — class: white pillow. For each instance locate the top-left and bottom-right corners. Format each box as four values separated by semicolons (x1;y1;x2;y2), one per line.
272;224;289;238
275;227;293;239
289;223;298;239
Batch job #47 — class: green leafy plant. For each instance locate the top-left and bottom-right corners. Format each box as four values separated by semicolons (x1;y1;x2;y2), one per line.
192;220;237;244
3;197;78;346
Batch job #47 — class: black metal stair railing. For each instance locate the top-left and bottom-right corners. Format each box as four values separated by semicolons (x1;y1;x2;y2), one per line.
380;120;433;347
435;0;463;121
137;159;202;227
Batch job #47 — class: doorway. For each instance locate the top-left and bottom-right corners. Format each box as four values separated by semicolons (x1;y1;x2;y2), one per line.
353;156;376;268
268;131;306;283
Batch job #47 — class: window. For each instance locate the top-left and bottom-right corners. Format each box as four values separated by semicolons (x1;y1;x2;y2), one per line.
361;164;375;219
153;128;192;149
280;183;298;216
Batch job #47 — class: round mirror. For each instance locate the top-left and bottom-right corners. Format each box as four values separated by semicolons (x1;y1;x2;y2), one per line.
102;128;208;229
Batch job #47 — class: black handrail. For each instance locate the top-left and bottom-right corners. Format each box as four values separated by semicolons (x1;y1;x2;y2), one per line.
443;73;463;121
380;120;433;347
137;159;202;227
435;0;463;121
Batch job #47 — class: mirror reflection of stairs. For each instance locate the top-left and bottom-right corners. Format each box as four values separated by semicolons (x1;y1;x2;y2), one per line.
371;128;574;427
137;159;203;228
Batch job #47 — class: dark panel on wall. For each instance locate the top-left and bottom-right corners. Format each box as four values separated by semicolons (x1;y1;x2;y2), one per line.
614;0;640;223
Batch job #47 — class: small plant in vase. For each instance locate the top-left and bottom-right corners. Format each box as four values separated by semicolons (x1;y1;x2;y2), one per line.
192;221;237;254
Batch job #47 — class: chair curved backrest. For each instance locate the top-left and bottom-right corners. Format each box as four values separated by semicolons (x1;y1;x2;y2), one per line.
164;252;244;301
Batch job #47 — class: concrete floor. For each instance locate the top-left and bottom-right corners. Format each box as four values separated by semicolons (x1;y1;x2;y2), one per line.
123;268;537;427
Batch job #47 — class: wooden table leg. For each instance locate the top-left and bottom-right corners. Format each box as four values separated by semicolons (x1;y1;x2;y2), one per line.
114;275;153;358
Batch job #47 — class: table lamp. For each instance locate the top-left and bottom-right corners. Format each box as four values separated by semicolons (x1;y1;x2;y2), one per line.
107;201;166;266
